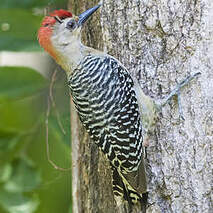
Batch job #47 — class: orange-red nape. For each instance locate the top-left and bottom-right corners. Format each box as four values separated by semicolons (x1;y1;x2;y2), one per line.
38;9;72;60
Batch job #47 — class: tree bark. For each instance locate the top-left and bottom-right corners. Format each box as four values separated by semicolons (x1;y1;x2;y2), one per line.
69;0;212;212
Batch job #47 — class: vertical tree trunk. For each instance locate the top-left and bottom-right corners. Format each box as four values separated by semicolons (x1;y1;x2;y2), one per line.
69;0;212;212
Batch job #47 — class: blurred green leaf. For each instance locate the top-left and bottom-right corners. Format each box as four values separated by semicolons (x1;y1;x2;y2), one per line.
4;158;41;193
0;66;48;103
0;189;39;213
0;0;67;9
0;9;42;51
27;124;72;213
0;64;72;212
0;133;24;165
0;69;47;134
0;0;72;212
0;132;18;151
0;164;12;183
0;66;48;176
0;96;45;140
0;159;41;213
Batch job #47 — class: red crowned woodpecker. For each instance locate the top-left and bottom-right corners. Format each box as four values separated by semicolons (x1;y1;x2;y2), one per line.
38;4;200;212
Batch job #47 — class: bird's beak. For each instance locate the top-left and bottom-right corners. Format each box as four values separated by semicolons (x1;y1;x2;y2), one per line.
78;3;101;26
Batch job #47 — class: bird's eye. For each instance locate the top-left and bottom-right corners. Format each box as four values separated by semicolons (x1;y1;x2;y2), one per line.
66;20;76;30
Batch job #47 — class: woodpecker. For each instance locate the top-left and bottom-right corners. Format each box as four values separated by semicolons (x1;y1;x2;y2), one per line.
38;4;200;212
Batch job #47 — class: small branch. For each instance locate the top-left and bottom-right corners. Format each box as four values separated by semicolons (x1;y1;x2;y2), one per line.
45;70;71;172
49;70;66;135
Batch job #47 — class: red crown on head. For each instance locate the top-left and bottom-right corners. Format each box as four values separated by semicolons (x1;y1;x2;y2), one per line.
41;9;72;27
49;9;72;19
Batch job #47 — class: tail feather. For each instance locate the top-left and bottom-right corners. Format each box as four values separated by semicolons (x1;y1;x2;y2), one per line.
111;159;148;212
140;192;148;213
122;158;147;194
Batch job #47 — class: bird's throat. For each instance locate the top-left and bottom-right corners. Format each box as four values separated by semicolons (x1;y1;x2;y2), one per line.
53;41;88;75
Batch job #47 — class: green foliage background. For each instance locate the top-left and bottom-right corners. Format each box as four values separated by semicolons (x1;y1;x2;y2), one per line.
0;1;72;213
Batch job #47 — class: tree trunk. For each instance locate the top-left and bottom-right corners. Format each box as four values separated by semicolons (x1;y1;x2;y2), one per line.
69;0;212;212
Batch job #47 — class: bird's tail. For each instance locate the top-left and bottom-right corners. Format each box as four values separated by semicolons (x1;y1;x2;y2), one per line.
111;159;148;212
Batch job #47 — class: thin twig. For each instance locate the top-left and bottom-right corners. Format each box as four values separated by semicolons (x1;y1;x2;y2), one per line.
45;70;71;171
49;70;66;135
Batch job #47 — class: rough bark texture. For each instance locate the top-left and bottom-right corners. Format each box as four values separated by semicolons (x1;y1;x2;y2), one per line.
69;0;212;212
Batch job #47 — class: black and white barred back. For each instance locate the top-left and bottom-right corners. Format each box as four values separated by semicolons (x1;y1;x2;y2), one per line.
68;55;147;206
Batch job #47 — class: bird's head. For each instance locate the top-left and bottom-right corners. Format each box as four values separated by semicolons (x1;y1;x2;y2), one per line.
38;4;101;61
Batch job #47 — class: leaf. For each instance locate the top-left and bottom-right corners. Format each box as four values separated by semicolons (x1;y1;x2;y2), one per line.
0;66;48;103
0;133;22;165
0;164;12;183
0;0;67;9
0;9;42;51
0;67;47;157
27;124;72;213
0;97;45;138
0;189;39;213
4;158;41;193
0;159;41;213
